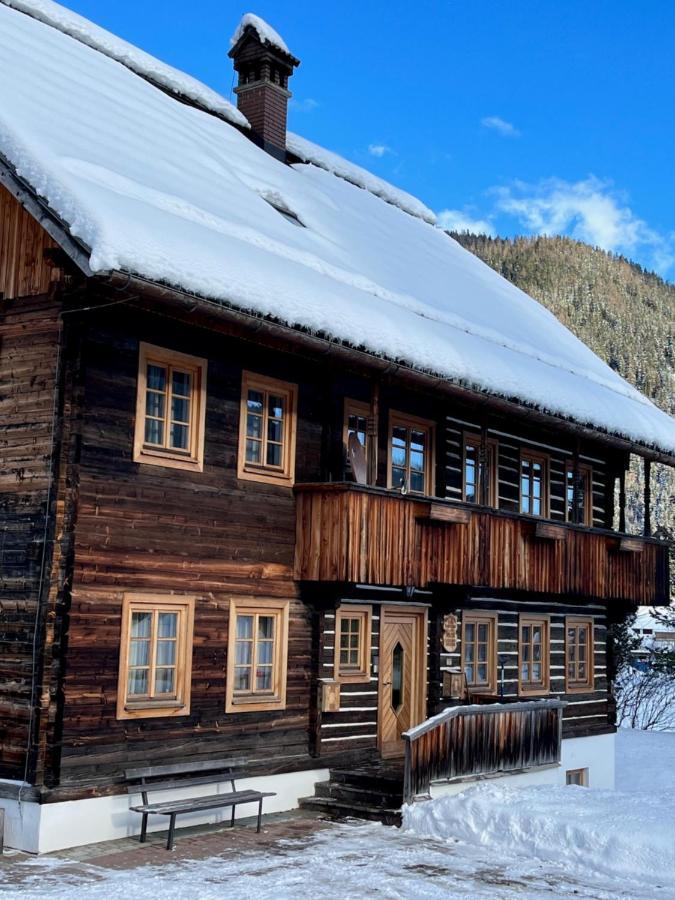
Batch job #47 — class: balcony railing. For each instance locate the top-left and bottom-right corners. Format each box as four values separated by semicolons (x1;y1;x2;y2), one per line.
294;483;670;604
402;699;566;803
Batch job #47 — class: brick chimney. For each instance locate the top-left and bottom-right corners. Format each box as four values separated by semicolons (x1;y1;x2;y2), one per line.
229;14;300;161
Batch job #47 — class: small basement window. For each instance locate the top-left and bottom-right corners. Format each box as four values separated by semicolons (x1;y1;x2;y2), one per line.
566;768;589;786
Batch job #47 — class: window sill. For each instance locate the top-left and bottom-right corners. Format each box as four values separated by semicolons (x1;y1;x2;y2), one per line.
238;467;294;487
117;700;190;720
336;670;370;684
566;682;595;694
226;695;286;713
134;446;203;472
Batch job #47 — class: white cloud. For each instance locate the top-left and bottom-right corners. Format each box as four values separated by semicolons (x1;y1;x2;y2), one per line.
290;97;319;112
481;116;520;138
492;176;674;271
437;208;495;235
368;144;393;158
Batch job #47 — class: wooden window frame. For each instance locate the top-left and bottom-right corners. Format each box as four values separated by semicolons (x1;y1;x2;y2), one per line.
461;611;497;694
116;593;195;720
343;399;371;460
463;434;498;507
334;604;372;683
387;411;435;496
566;767;589;786
519;450;550;518
225;598;289;713
565;616;594;693
237;371;298;486
133;343;207;471
565;462;593;526
518;614;550;696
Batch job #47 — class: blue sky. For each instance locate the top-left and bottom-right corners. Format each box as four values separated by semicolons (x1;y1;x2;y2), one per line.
64;1;675;278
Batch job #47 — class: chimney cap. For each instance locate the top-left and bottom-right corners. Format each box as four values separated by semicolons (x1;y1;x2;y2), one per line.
229;13;300;66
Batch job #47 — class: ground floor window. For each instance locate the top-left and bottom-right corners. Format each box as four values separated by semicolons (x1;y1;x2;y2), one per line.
226;598;289;712
566;768;589;786
335;605;372;682
116;593;195;719
566;616;594;692
462;612;497;694
519;615;550;695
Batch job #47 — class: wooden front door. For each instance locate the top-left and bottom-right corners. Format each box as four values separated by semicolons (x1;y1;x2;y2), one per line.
378;606;427;758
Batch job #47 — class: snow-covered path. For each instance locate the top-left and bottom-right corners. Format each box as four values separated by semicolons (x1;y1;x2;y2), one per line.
2;730;673;899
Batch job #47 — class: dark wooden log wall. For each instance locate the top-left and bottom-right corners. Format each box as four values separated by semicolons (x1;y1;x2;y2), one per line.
0;185;60;300
0;293;62;779
433;595;611;739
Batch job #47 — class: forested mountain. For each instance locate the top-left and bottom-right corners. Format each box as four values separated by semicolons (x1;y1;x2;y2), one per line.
451;233;674;545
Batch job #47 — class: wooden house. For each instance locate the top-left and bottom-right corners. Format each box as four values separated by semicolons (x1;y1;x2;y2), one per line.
0;2;673;852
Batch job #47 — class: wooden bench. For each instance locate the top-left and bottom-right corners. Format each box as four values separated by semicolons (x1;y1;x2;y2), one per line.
125;758;275;850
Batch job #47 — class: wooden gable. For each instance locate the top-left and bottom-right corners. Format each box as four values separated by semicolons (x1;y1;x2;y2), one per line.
0;183;60;299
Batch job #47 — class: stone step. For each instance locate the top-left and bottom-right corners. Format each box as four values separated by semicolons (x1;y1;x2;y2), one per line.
314;780;403;808
298;795;402;827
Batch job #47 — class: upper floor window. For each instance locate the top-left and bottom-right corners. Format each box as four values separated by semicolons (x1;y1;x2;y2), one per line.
388;412;434;495
226;598;289;712
334;605;372;682
116;593;195;720
565;463;593;526
133;343;207;471
566;616;594;692
520;451;548;517
519;615;549;695
238;372;297;486
464;435;498;506
462;611;497;694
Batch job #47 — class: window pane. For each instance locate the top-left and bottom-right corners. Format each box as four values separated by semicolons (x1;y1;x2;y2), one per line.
521;662;529;681
350;633;359;649
532;662;542;681
478;624;488;642
392;426;407;446
129;640;149;667
410;430;426;452
256;667;272;691
465;644;474;663
247;390;264;413
258;616;275;640
171;396;190;424
522;626;530;644
410;450;425;473
234;666;251;691
465;623;475;642
158;612;177;638
156;640;176;666
266;442;282;467
172;370;191;397
340;649;349;665
154;668;175;694
477;643;487;662
257;641;273;665
237;615;253;639
131;612;152;638
391;466;406;488
235;641;252;665
267;418;282;444
410;471;425;493
128;668;148;696
247;414;262;439
145;418;164;445
477;663;487;683
269;395;284;420
170;423;188;450
465;663;474;683
147;364;166;391
391;446;406;468
246;438;262;463
146;391;165;419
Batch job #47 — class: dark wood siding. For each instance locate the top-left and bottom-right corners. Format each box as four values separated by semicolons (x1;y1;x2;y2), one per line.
0;185;60;300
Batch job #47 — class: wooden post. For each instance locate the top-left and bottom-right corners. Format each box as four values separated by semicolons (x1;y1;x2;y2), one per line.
644;458;652;537
618;468;626;533
367;381;379;486
479;425;489;506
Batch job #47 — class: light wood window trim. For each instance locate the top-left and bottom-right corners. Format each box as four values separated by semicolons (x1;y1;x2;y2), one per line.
334;604;372;683
463;434;498;507
225;598;289;713
133;343;207;471
461;611;497;694
519;450;550;518
387;411;435;496
565;616;594;693
237;371;297;486
518;614;550;696
566;767;589;786
117;593;195;720
565;462;593;526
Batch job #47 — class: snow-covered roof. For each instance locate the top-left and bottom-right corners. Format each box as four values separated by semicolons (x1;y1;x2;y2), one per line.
230;13;291;58
1;0;675;458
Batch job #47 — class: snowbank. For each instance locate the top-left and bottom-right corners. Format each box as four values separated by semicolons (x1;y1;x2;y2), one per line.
1;1;674;455
230;13;291;56
0;0;247;127
287;132;437;224
404;729;675;893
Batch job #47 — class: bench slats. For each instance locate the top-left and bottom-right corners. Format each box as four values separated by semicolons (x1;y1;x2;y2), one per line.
130;789;275;817
125;758;247;780
126;772;241;796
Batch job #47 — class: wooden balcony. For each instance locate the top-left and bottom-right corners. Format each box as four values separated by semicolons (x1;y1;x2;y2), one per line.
294;483;670;604
402;699;566;802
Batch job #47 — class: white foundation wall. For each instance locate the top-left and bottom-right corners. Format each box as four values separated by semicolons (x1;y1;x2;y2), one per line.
0;767;330;854
430;732;615;800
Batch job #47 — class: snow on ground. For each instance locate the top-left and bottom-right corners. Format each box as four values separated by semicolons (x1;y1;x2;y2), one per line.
403;728;675;896
1;1;674;455
2;730;675;899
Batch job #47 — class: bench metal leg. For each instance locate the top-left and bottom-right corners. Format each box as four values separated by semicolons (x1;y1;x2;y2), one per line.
230;805;235;828
166;814;177;851
257;799;263;833
140;814;148;844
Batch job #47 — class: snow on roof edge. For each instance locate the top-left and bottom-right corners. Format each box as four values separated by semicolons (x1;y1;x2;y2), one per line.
287;133;437;225
0;0;249;128
230;13;292;57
